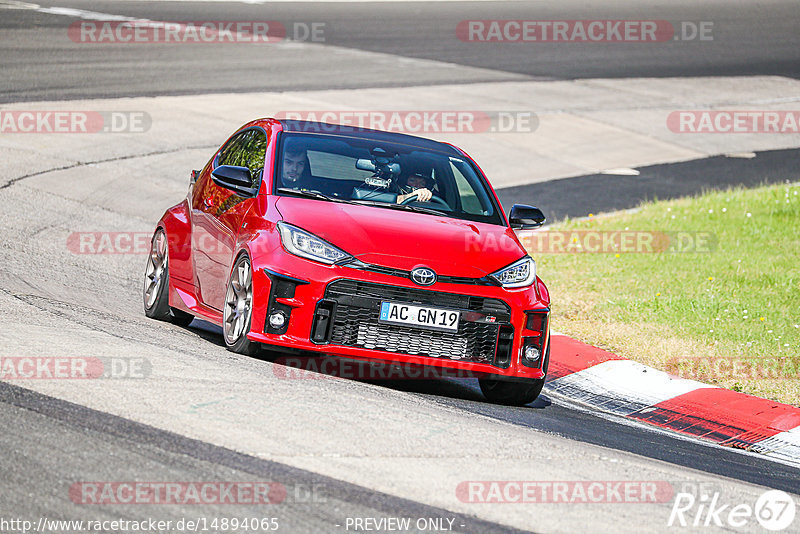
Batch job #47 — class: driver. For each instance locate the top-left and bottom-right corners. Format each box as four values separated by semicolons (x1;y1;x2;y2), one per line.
397;172;434;203
281;147;312;189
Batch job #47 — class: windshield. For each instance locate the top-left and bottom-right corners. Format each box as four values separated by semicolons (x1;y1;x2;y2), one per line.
273;132;505;225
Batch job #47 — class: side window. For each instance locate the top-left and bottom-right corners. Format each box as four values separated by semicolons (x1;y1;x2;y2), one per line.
216;129;267;186
450;161;490;215
217;135;244;168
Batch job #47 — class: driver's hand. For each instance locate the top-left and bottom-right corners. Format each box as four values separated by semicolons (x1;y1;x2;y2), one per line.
414;188;432;202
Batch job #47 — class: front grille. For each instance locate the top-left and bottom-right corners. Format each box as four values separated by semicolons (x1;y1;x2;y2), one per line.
317;279;512;366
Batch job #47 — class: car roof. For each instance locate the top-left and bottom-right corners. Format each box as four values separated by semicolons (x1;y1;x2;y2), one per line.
277;120;461;155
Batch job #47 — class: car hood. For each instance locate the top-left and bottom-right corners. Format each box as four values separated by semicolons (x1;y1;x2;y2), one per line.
275;196;526;278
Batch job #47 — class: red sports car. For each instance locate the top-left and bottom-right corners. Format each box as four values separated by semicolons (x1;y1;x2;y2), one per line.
144;119;550;405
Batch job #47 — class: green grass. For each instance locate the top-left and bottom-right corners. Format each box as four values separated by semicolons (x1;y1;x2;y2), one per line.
530;183;800;405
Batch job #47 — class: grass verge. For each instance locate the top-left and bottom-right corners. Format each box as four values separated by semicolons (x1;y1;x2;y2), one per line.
528;183;799;406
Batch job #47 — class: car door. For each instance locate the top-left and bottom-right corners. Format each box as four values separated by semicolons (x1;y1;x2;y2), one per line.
191;128;267;311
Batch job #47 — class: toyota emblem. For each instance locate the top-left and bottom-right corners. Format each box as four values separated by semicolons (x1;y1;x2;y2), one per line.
410;267;437;286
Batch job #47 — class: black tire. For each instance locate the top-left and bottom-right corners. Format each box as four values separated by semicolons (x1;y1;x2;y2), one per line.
479;343;550;406
222;253;259;356
143;228;197;327
143;229;172;321
479;377;545;406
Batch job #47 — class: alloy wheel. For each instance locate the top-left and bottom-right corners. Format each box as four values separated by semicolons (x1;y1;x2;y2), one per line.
144;230;167;310
223;256;253;345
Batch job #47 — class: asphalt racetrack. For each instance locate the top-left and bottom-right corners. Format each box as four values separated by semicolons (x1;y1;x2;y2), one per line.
1;1;799;533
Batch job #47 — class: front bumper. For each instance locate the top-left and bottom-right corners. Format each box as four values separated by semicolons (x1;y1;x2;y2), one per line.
247;253;550;380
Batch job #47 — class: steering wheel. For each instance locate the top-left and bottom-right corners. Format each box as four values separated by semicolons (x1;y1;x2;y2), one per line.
400;192;449;209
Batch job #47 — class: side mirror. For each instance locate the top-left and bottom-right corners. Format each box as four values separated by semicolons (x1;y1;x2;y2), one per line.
509;204;546;229
211;165;258;197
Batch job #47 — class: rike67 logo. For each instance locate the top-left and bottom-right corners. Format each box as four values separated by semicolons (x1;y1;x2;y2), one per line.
668;487;796;531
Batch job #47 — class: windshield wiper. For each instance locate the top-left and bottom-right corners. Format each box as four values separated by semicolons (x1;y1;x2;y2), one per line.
352;200;448;217
277;188;351;204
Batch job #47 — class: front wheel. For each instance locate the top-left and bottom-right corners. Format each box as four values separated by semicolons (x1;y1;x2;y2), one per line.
479;378;544;406
144;229;170;320
223;253;259;356
143;228;196;326
479;343;549;405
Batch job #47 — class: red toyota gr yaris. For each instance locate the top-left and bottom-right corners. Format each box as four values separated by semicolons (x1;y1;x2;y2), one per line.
144;119;550;405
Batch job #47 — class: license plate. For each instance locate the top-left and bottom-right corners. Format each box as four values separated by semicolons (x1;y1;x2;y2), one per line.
379;301;460;332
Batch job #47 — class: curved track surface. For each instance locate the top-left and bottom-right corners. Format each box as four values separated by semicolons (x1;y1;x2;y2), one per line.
1;1;799;532
1;0;799;101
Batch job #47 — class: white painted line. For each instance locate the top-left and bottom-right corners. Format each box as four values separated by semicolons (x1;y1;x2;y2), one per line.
0;2;146;20
600;167;640;176
546;359;713;416
0;2;276;41
128;0;513;3
0;0;508;7
34;6;146;21
0;0;516;83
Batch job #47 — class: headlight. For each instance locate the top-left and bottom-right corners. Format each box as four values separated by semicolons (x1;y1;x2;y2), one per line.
490;256;536;288
277;222;352;264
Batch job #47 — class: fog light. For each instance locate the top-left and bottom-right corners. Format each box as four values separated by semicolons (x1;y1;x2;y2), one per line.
268;312;287;329
523;345;541;363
